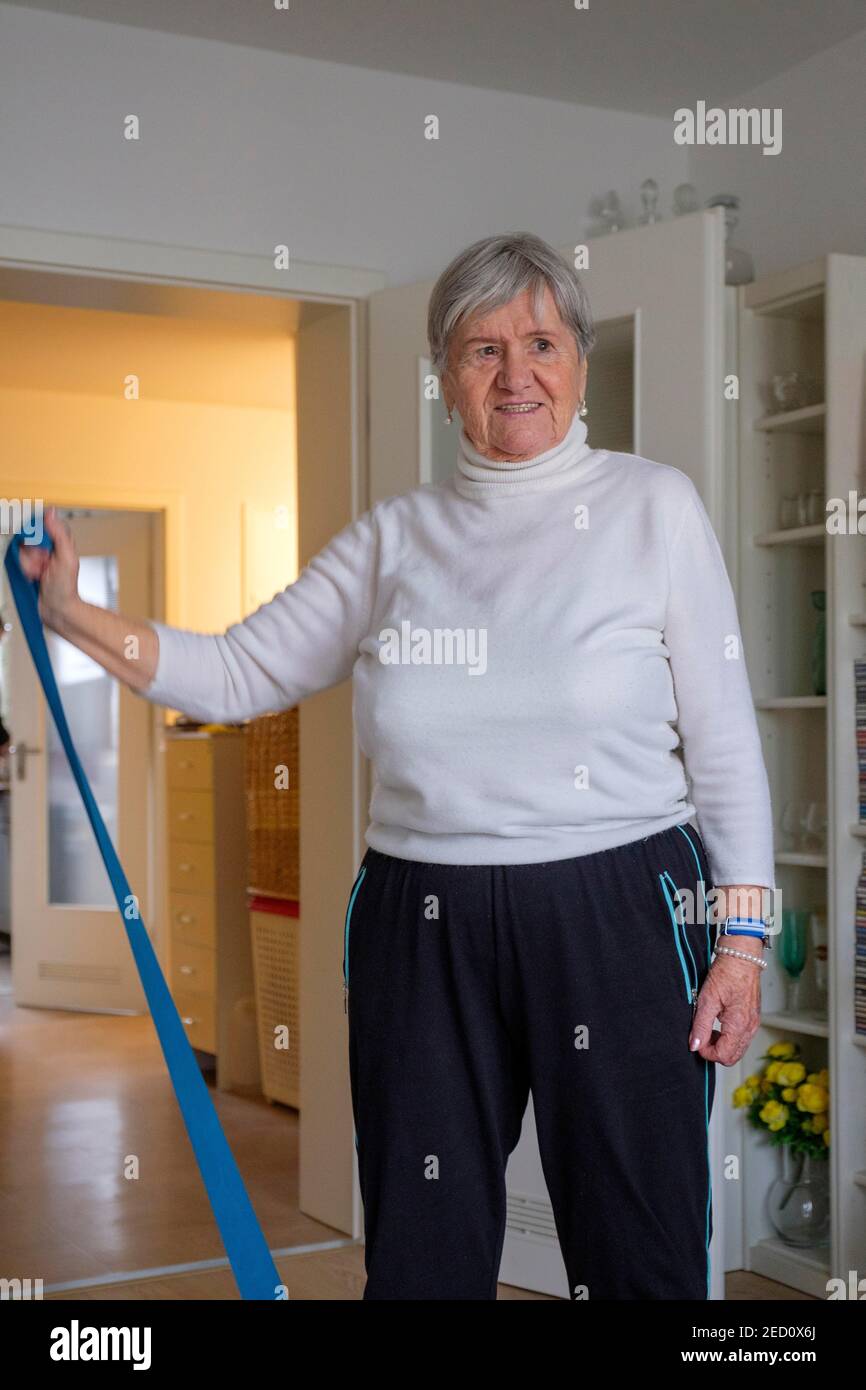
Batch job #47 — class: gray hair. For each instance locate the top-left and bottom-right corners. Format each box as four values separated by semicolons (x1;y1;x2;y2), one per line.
427;232;596;376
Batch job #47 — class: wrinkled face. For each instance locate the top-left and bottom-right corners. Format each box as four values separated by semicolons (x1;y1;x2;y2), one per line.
442;285;587;462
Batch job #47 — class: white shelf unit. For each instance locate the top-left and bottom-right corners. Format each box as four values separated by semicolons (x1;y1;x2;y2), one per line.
737;255;866;1295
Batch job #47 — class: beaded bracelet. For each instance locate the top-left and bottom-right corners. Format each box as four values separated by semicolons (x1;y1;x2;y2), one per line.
713;943;767;971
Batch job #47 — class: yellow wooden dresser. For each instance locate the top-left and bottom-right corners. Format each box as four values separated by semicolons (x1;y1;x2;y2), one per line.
164;727;260;1093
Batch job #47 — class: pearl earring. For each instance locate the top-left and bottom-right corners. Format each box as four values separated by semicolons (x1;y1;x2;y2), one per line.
578;399;588;418
446;409;453;424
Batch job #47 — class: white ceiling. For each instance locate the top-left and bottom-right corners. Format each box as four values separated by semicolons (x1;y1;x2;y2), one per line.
6;0;864;116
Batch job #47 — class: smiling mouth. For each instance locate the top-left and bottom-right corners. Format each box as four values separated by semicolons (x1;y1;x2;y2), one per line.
495;402;542;413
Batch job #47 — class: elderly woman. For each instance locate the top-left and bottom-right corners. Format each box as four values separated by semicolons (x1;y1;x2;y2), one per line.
24;233;774;1302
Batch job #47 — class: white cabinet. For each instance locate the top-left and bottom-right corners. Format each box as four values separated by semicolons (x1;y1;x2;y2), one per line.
735;255;866;1295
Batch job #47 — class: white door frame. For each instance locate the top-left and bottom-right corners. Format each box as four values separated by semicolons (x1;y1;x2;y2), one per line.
0;222;385;1241
0;224;385;303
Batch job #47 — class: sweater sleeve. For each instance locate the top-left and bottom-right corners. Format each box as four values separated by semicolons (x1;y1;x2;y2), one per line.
141;509;378;723
664;477;776;890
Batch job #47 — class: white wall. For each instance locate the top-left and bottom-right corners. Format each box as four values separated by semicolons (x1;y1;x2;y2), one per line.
0;3;687;285
689;26;866;279
4;3;859;288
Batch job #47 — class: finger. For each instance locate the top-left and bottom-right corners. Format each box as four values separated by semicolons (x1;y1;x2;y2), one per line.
690;996;719;1051
23;507;73;583
701;1027;745;1065
43;506;74;559
692;1026;721;1061
15;504;56;576
16;542;50;580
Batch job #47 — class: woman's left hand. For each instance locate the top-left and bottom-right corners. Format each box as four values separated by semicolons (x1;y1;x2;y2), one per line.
690;948;762;1065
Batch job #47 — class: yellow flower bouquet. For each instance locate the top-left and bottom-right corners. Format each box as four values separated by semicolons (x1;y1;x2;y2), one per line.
731;1040;829;1159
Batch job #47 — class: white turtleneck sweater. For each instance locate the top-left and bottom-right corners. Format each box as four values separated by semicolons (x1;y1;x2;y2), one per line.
143;414;775;887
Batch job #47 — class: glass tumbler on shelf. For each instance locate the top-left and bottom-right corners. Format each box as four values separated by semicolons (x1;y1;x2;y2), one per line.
807;490;824;526
802;801;828;853
771;371;821;412
780;801;805;851
780;909;809;1011
779;496;798;529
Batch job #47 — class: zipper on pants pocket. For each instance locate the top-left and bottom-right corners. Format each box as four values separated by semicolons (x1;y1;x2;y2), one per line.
658;868;699;1020
343;865;367;1014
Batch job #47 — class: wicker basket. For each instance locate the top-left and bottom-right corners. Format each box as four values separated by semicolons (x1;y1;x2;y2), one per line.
244;707;300;899
249;895;300;1108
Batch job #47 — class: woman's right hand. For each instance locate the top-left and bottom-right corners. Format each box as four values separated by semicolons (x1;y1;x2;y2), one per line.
16;506;80;627
11;507;160;692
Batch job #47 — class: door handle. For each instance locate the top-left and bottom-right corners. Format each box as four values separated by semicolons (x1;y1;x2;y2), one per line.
8;742;43;781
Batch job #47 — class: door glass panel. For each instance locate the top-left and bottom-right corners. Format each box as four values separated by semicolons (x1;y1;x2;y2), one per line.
47;555;119;906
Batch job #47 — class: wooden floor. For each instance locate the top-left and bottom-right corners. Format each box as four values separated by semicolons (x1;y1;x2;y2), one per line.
44;1248;552;1300
42;1254;811;1302
0;955;815;1302
0;954;343;1287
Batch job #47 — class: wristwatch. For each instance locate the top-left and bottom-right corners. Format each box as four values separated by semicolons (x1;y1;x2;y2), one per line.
719;915;773;951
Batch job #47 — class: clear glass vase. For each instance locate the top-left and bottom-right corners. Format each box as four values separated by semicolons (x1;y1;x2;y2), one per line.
768;1147;830;1247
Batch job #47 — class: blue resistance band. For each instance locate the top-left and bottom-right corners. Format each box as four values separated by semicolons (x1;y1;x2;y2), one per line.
3;526;281;1301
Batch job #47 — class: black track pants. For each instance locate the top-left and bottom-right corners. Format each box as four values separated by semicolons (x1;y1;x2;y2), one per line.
343;821;718;1301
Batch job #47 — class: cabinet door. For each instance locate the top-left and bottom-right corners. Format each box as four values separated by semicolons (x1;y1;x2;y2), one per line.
368;211;728;1299
568;208;727;525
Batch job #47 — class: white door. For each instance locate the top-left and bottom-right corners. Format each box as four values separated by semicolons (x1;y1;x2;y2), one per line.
368;209;728;1298
6;509;154;1013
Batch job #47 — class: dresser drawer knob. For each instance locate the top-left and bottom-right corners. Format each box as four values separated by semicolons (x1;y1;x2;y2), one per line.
179;964;195;975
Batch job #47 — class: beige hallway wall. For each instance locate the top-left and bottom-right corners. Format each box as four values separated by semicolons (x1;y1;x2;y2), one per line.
0;298;298;642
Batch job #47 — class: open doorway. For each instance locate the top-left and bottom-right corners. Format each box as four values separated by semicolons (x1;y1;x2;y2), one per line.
0;268;367;1295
